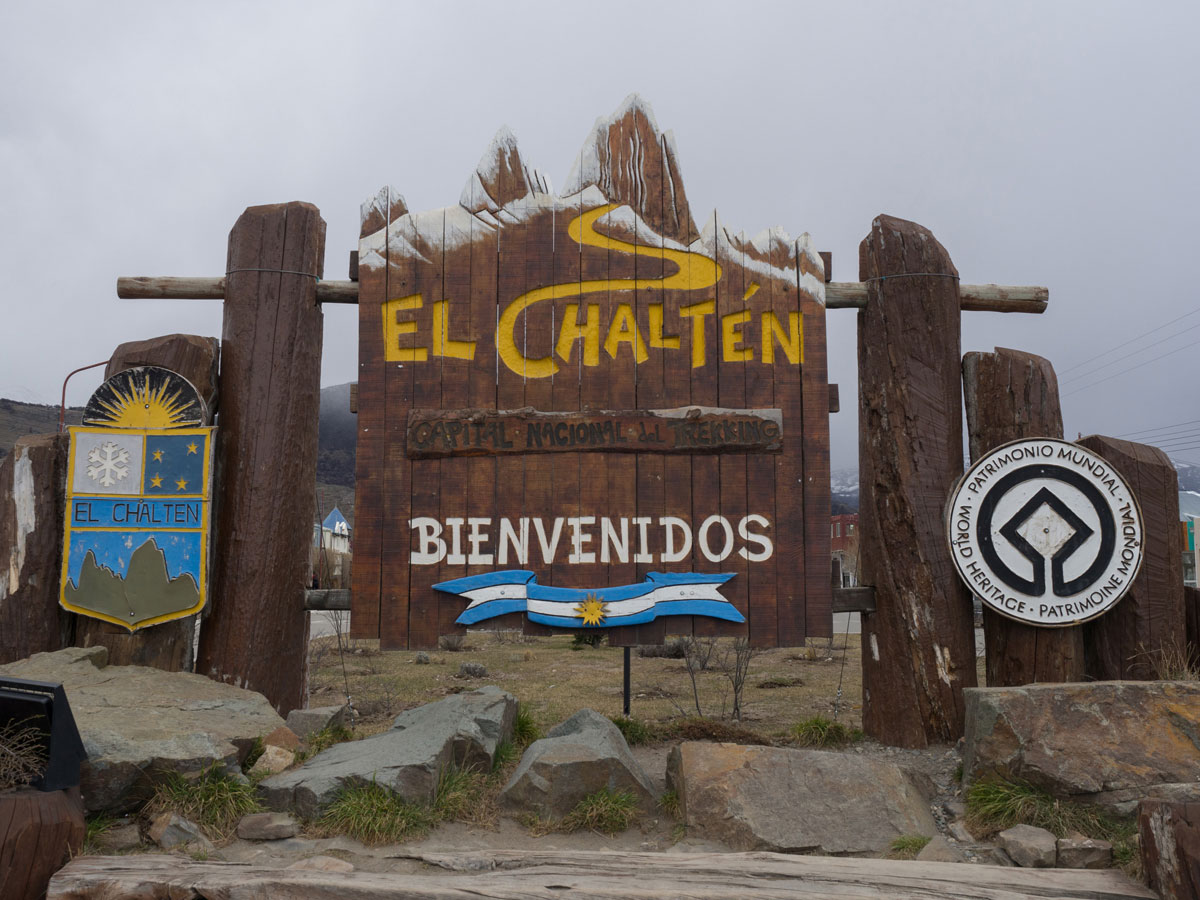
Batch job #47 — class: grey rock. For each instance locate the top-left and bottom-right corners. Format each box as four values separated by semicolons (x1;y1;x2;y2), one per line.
148;812;212;853
963;682;1200;813
249;745;295;778
500;709;657;819
667;742;936;855
948;820;976;843
0;648;285;814
94;822;142;853
1056;836;1112;869
981;846;1016;866
997;824;1057;868
261;687;516;818
917;834;964;862
458;662;487;678
415;651;431;665
286;704;351;739
237;812;299;841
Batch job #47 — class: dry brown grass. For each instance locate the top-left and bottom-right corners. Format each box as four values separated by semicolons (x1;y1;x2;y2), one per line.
308;632;864;739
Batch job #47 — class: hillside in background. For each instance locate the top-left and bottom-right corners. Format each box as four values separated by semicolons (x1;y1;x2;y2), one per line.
0;400;82;457
7;390;1200;527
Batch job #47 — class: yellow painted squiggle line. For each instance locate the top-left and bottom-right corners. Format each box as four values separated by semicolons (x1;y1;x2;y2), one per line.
496;203;722;378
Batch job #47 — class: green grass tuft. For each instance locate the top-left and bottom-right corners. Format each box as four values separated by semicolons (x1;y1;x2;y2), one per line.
789;715;863;748
144;764;262;839
318;780;437;845
885;834;931;859
658;789;681;820
560;788;640;835
966;775;1138;874
81;815;118;855
299;723;356;761
512;703;542;746
491;740;518;771
611;715;655;746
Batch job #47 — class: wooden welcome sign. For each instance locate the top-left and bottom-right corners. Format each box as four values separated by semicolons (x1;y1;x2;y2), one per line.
353;95;830;648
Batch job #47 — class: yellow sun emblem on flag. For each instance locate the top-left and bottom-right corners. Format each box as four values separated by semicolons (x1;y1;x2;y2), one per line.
92;371;196;428
573;593;608;627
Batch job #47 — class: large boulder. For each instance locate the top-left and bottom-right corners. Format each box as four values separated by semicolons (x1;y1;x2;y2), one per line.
260;687;516;818
499;709;657;819
0;647;285;814
667;742;936;854
963;682;1200;813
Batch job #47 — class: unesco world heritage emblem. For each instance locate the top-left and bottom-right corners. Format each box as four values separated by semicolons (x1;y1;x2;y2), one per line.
61;367;214;630
946;438;1144;627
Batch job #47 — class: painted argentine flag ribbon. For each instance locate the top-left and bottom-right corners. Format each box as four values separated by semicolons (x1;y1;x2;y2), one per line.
434;570;743;629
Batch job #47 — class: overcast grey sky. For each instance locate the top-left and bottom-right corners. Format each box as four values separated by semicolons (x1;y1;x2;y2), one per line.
2;1;1197;469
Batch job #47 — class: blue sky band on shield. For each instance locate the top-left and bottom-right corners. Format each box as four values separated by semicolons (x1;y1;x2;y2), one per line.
434;571;742;628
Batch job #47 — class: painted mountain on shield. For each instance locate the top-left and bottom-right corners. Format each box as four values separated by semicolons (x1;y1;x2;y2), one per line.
63;538;200;630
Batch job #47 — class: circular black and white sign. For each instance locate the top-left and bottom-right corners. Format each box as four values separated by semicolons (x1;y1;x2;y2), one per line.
946;438;1143;627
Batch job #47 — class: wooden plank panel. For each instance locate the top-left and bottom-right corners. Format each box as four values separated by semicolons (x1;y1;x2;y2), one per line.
744;253;779;647
715;229;751;642
493;195;535;635
574;200;614;636
690;213;725;639
393;211;443;650
799;263;831;640
350;189;390;640
437;210;473;640
627;201;670;646
773;258;807;646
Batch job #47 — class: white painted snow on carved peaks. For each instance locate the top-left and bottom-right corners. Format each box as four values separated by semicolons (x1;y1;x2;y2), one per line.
460;125;552;215
591;205;687;252
691;214;824;302
563;93;660;196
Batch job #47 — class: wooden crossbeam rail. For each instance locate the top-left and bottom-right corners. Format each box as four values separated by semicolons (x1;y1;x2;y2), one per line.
116;277;1048;313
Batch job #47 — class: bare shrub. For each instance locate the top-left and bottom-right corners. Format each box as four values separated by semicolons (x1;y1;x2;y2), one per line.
0;718;47;790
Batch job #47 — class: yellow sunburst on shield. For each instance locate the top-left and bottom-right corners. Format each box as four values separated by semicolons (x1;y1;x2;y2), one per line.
573;593;608;627
85;368;203;429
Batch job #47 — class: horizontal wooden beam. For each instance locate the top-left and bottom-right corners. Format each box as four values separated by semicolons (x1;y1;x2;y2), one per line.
305;589;351;610
832;586;876;614
826;281;1048;313
117;276;358;305
118;276;1048;313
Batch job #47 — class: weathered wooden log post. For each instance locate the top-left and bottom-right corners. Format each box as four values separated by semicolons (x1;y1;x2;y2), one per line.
858;214;977;747
1076;435;1185;680
196;202;324;715
0;435;72;663
1139;799;1200;900
962;348;1086;684
73;334;219;672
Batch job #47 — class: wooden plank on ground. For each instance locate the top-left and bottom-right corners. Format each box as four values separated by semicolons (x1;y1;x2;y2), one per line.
49;849;1157;900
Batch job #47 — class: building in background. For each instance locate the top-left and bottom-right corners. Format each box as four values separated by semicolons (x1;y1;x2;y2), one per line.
831;513;859;588
312;507;352;589
1182;491;1200;588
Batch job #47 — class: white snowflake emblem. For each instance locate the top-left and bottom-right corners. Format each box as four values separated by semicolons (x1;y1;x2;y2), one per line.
86;441;131;487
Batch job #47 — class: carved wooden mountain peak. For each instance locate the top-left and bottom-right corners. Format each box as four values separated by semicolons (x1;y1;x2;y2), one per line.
563;93;699;245
460;126;551;216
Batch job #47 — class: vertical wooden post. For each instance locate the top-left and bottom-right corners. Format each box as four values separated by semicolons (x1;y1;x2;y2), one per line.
962;348;1086;685
858;214;977;748
1076;435;1185;680
73;334;219;671
1139;800;1200;900
0;434;72;663
196;202;325;715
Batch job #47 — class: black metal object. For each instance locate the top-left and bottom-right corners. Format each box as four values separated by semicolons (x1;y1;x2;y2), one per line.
623;646;631;716
0;677;86;792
